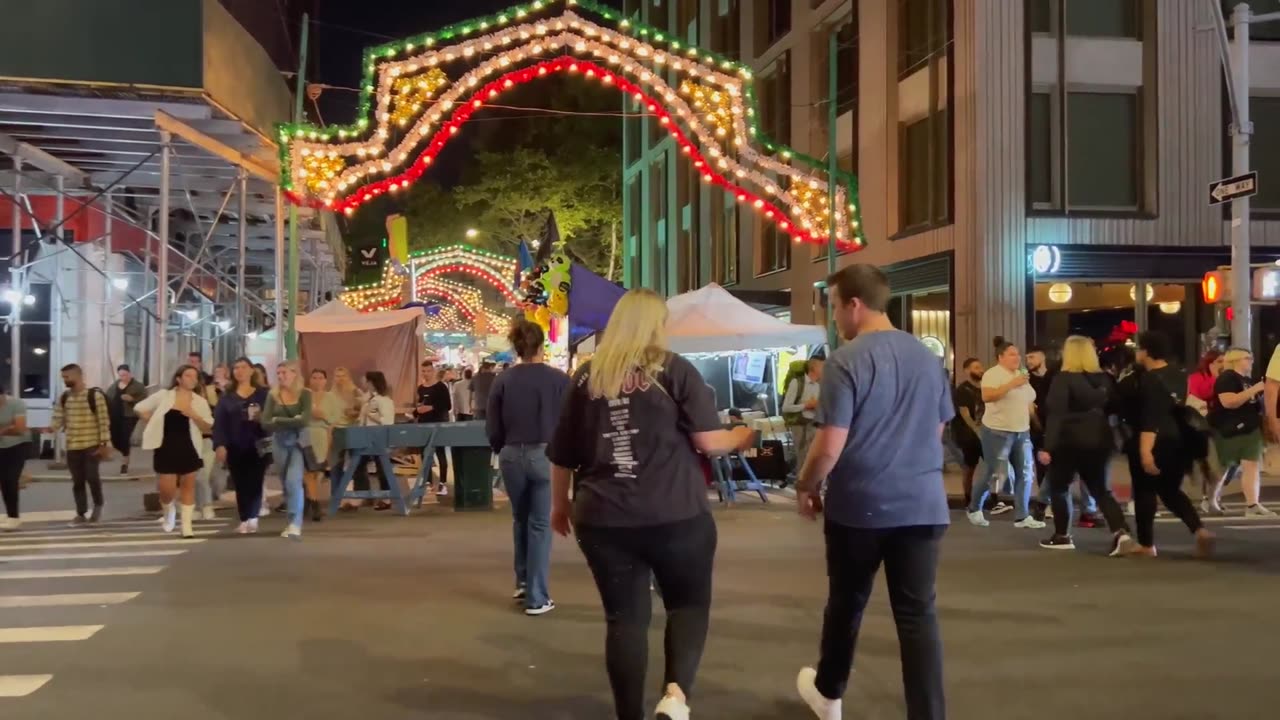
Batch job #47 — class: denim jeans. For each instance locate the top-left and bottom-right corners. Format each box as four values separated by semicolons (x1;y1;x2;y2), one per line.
499;443;552;608
273;430;306;528
816;522;946;720
968;427;1036;519
1034;459;1101;517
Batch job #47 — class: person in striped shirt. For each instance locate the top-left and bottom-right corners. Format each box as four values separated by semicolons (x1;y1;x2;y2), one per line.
50;364;111;524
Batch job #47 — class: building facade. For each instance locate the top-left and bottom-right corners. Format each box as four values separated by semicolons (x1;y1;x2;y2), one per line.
623;0;1280;371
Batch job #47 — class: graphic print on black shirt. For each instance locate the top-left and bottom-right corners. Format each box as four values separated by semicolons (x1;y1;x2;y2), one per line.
415;382;452;423
1211;369;1261;437
547;353;722;528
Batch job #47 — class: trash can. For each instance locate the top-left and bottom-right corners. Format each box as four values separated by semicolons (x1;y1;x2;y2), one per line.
451;446;494;511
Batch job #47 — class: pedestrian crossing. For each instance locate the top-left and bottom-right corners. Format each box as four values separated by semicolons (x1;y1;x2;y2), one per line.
0;512;233;700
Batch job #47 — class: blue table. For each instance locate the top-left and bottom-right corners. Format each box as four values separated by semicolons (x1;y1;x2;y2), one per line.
329;421;491;515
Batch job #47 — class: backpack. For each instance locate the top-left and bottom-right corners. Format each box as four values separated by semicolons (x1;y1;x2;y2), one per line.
60;387;106;418
1148;371;1210;461
781;360;809;426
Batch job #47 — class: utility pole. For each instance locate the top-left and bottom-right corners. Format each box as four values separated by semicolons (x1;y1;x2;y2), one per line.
825;28;839;349
1210;2;1280;349
285;13;310;360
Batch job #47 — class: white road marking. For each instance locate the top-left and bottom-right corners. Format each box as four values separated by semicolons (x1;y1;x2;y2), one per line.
0;549;186;563
0;566;165;580
0;626;103;643
0;592;140;609
0;539;207;552
12;511;76;523
1223;524;1280;530
10;519;229;533
0;529;219;543
0;675;53;697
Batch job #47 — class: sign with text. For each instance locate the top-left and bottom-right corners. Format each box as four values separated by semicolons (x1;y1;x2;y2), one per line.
1208;171;1258;205
731;352;769;384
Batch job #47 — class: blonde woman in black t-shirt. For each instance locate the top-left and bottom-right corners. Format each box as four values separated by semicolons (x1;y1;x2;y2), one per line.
547;288;753;720
1210;348;1272;517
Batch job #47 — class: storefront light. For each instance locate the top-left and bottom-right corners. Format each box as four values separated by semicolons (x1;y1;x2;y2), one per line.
1159;301;1181;314
1048;283;1073;304
1129;284;1155;302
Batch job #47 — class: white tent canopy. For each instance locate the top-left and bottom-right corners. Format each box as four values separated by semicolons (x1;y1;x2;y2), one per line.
665;284;825;354
295;299;422;333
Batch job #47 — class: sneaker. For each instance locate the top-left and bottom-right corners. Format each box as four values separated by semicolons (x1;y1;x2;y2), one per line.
161;506;177;533
280;524;302;540
1;516;19;532
68;515;88;527
1029;499;1048;522
796;667;841;720
1125;501;1135;516
1246;503;1276;518
258;505;271;518
966;510;990;527
89;506;103;524
1108;532;1136;557
247;518;259;533
654;694;690;720
1039;534;1075;550
436;485;449;497
200;507;217;521
236;522;251;535
1014;516;1047;529
1076;513;1099;529
524;601;555;616
990;501;1013;516
512;587;527;602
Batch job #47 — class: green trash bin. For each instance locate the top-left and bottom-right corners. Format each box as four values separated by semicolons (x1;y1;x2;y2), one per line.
451;446;494;511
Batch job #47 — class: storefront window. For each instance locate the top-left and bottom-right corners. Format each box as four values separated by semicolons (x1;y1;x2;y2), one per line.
1034;281;1203;366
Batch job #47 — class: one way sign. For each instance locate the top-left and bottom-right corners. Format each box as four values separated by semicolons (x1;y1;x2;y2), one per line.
1209;171;1258;205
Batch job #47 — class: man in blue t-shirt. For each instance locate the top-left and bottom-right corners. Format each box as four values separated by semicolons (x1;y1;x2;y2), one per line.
794;264;951;720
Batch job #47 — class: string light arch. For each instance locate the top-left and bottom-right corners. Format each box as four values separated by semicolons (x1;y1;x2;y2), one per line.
280;0;865;250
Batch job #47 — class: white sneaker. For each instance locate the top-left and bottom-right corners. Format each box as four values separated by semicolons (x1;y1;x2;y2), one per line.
796;667;841;720
247;518;259;533
512;587;526;601
1246;503;1276;517
966;511;990;527
990;501;1013;516
1014;516;1046;529
1;516;19;532
258;504;271;518
654;694;690;720
280;524;301;539
161;503;176;533
236;521;251;534
524;600;555;616
200;507;217;521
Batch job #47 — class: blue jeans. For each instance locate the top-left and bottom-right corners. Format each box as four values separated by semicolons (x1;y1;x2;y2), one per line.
500;443;552;608
1034;461;1101;517
274;430;306;528
969;427;1036;519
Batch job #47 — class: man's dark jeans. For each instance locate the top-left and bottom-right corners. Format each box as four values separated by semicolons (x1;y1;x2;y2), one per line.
816;521;946;720
66;448;104;517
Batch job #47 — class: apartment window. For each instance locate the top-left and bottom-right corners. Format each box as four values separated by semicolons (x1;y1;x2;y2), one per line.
1223;0;1280;41
1066;0;1139;38
1254;96;1280;211
1030;88;1141;211
710;191;740;285
834;15;858;116
1028;92;1054;205
1028;0;1053;34
756;0;791;52
711;0;741;60
677;164;700;292
896;0;951;232
759;54;792;143
759;223;790;275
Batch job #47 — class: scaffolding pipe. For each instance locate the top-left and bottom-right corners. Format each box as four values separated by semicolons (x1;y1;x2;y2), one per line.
8;157;20;396
237;171;247;357
142;210;153;385
157;132;171;384
104;191;113;384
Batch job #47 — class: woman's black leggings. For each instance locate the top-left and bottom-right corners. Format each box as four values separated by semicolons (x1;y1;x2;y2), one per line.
576;513;717;720
0;443;28;519
226;446;267;522
1126;445;1202;547
1047;447;1128;537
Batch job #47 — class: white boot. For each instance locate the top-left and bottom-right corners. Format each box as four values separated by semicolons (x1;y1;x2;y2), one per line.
200;506;217;521
179;504;195;539
160;503;176;533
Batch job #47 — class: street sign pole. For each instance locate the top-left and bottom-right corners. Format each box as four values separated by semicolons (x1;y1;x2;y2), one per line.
1228;3;1252;349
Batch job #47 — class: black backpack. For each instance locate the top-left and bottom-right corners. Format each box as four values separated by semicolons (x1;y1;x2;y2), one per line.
1149;371;1209;461
60;387;106;417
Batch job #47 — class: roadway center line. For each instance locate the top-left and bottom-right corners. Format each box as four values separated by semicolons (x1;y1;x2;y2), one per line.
0;566;165;580
0;626;103;643
0;592;140;609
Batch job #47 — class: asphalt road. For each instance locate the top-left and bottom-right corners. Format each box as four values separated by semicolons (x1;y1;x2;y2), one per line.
3;485;1280;720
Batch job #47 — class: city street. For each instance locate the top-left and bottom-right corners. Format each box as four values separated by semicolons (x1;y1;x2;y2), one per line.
4;482;1280;719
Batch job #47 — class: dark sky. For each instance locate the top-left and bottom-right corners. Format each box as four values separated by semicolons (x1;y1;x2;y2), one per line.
308;0;623;125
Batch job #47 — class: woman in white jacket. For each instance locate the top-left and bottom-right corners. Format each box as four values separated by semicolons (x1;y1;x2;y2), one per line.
135;365;214;538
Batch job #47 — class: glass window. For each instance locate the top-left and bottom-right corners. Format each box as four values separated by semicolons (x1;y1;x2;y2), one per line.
1254;96;1280;211
712;0;741;60
834;14;859;116
759;54;792;143
1028;0;1053;34
1029;92;1053;205
1067;92;1139;208
901;118;933;229
896;0;951;231
766;0;791;47
710;191;739;285
759;222;790;274
1066;0;1139;38
900;0;948;78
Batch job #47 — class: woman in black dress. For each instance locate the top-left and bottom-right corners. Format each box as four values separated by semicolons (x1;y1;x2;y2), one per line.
135;365;213;538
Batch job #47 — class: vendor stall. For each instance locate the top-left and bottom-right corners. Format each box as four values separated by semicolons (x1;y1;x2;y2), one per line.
296;300;425;407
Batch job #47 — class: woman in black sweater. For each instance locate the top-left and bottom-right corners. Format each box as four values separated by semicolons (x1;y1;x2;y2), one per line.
1037;336;1135;554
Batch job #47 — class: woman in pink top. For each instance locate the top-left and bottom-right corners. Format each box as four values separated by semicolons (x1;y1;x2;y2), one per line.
1188;350;1228;513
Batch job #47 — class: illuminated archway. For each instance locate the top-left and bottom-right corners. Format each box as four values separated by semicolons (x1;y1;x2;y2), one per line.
280;0;865;250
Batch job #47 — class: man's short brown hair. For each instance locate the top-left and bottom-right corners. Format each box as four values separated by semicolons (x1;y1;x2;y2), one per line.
827;264;891;313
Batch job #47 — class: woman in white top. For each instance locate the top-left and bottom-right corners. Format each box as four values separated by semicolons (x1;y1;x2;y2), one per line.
966;338;1044;529
135;365;214;538
349;371;395;511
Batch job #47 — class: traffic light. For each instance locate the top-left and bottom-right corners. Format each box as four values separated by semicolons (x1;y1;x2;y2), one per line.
1202;270;1227;303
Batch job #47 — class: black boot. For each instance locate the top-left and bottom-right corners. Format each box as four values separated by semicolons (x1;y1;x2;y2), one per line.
309;499;323;522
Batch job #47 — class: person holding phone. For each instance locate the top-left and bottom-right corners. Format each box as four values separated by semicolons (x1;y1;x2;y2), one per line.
966;338;1044;529
213;357;270;533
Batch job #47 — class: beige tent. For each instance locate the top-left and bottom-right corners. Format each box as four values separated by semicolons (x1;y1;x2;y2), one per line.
297;301;425;407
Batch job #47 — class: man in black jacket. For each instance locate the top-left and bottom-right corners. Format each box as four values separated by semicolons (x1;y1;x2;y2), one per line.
415;362;453;496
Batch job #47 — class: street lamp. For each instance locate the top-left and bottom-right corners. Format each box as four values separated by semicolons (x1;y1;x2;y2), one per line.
465;228;479;239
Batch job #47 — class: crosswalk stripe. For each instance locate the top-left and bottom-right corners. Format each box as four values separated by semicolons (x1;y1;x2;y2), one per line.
0;529;220;543
11;519;229;532
0;593;140;609
0;626;103;643
0;566;165;580
0;539;204;552
0;549;187;563
1223;524;1280;530
0;675;53;697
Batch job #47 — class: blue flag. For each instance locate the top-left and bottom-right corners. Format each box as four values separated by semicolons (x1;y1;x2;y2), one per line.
515;239;535;289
